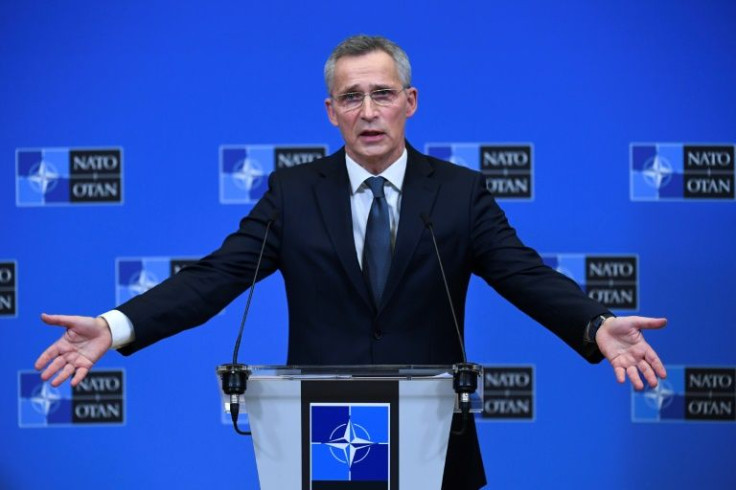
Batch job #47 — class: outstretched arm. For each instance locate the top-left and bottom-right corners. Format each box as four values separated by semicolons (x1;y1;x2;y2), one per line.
596;316;667;390
34;313;112;387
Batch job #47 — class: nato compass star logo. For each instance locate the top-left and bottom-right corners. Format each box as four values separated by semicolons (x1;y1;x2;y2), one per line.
643;379;675;411
127;269;159;296
630;143;688;200
116;258;169;304
232;158;266;199
18;371;73;427
28;160;60;195
632;367;686;422
17;148;74;205
642;155;674;189
310;404;389;484
31;381;63;416
219;146;273;204
324;419;377;468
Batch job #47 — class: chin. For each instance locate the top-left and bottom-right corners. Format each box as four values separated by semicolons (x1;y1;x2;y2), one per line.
358;143;392;157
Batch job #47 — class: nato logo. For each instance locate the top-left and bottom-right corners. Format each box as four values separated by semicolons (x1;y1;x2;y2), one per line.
16;148;123;206
426;143;533;199
310;403;390;488
220;145;327;204
0;261;17;318
18;370;125;427
116;257;198;304
542;254;638;310
481;366;535;421
631;143;735;200
632;366;735;423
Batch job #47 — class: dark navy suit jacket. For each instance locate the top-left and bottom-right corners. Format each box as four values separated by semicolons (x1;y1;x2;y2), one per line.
118;144;609;489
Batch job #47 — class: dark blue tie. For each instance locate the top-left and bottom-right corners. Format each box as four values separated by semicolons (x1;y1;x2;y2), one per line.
363;177;392;305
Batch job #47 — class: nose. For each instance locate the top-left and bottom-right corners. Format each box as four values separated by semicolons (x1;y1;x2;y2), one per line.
360;94;379;119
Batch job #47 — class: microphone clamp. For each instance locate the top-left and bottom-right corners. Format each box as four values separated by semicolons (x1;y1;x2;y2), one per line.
453;362;481;401
220;363;252;435
221;363;249;401
452;362;481;435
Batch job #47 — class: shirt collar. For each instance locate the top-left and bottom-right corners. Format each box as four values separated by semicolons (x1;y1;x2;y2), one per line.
345;148;408;195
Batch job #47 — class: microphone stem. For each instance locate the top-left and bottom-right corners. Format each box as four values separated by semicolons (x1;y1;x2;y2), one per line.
425;221;467;363
232;217;274;366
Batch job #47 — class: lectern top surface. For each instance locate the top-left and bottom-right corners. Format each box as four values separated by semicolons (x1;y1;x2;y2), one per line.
216;364;457;380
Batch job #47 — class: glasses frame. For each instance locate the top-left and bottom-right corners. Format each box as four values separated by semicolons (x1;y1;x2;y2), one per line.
332;86;410;112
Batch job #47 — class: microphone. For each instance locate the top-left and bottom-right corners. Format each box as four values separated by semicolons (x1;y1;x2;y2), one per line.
420;213;480;436
222;209;279;436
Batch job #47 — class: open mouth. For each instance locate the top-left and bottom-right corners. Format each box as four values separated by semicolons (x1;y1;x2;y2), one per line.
359;130;385;142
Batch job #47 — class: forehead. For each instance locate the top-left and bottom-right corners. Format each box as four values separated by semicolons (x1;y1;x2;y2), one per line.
332;50;401;92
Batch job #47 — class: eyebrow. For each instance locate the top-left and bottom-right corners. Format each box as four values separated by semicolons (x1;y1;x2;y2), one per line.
339;83;393;93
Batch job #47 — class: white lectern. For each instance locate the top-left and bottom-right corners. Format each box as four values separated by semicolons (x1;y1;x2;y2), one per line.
216;364;482;490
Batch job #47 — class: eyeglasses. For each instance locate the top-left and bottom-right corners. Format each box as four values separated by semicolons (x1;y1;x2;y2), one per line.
332;87;408;111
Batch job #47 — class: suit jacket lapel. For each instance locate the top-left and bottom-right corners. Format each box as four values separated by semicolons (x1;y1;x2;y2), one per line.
380;145;439;311
313;149;375;310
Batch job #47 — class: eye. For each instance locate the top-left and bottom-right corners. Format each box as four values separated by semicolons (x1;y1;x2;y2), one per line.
371;89;395;102
338;92;364;104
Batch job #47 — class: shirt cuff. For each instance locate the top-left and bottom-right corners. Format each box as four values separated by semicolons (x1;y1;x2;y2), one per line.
99;309;135;350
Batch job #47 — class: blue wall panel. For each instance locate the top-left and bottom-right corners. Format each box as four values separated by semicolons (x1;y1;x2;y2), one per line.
3;1;735;488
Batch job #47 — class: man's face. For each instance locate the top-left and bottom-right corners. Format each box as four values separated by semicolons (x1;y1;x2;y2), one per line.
325;50;418;170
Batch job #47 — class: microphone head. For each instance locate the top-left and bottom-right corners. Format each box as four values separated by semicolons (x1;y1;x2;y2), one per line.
419;212;432;227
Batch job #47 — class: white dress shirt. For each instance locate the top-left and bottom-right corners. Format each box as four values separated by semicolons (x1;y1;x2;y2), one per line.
345;149;406;267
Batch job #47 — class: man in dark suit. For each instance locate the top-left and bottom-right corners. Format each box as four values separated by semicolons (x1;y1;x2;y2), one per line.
35;35;667;490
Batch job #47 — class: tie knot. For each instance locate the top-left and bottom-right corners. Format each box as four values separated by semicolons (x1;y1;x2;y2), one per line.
365;176;387;198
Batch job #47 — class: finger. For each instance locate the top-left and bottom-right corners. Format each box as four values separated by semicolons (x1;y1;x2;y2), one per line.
614;366;626;384
635;317;667;330
41;313;77;328
645;350;667;379
40;354;68;381
638;360;659;388
70;366;89;387
627;365;644;390
51;363;76;387
34;344;61;370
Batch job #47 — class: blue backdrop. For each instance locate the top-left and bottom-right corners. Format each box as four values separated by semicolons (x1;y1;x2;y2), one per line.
3;1;735;489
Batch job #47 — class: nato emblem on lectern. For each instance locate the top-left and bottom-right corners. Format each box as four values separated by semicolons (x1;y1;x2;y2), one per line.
310;403;390;488
542;254;638;310
630;143;735;200
18;370;125;427
16;147;124;206
632;366;735;422
219;145;328;204
425;143;533;199
0;261;17;318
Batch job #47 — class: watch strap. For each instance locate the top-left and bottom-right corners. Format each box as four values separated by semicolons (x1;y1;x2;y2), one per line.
584;314;614;344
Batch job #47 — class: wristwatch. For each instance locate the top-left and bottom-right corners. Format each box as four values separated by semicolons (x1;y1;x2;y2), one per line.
584;314;614;344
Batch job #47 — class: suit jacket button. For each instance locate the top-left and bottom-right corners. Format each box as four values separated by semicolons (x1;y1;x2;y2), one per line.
373;329;383;340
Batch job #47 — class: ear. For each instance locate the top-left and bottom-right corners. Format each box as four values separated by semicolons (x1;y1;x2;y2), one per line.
404;87;418;118
325;98;339;126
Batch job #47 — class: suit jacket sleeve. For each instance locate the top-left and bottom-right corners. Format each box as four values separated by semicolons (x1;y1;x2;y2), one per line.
465;171;609;362
116;171;284;355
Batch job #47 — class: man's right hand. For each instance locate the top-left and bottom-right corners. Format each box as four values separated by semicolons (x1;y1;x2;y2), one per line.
34;313;112;387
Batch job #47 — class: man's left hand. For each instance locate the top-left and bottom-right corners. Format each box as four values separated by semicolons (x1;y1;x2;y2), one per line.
596;316;667;390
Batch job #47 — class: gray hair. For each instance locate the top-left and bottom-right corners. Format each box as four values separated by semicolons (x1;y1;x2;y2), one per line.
324;35;412;94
